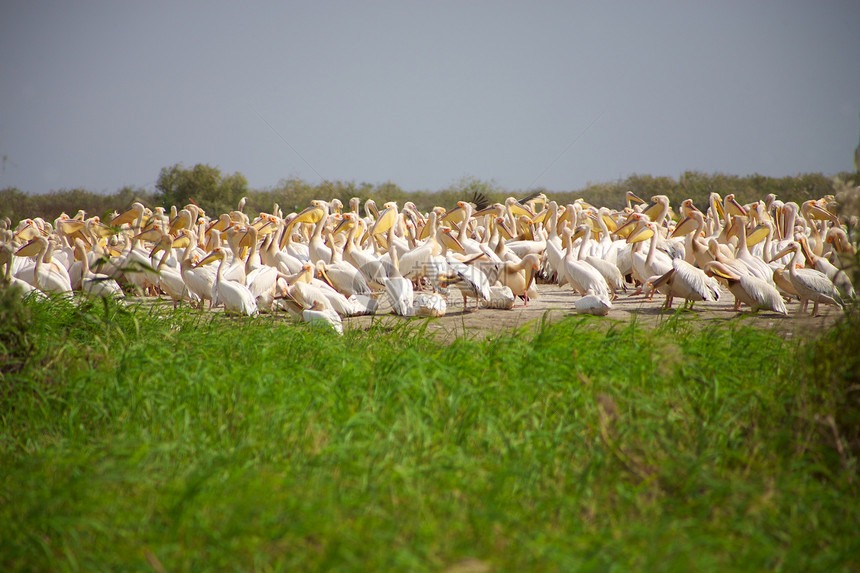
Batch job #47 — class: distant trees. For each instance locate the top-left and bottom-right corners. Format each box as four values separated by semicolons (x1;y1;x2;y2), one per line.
0;185;156;225
1;165;857;227
155;163;249;216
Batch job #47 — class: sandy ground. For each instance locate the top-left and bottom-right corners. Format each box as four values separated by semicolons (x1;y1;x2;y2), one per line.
131;282;843;341
342;282;844;341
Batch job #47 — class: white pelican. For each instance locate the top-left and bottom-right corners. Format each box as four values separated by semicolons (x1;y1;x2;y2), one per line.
703;261;787;315
505;218;547;259
307;207;333;265
576;224;626;299
626;220;673;289
1;238;44;299
343;217;389;289
237;226;282;300
798;235;855;300
538;203;566;283
114;230;159;295
181;240;216;310
382;236;414;316
302;299;343;335
772;241;843;316
574;294;612;316
640;194;672;229
150;234;198;308
75;239;123;299
481;285;516;310
728;216;775;285
196;247;258;316
315;258;371;298
671;209;714;269
442;253;492;310
414;292;447;317
14;236;73;294
562;228;610;300
485;253;541;305
110;201;146;229
648;258;721;310
279;214;311;262
260;216;304;274
397;211;454;286
286;263;362;317
440;201;484;257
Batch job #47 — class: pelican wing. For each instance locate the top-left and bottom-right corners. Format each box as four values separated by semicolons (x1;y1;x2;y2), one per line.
672;259;719;302
447;257;492;300
481;286;516;310
793;268;842;305
738;275;788;314
384;276;414;316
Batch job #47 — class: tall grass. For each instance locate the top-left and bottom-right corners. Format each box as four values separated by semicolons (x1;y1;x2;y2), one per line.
1;290;857;571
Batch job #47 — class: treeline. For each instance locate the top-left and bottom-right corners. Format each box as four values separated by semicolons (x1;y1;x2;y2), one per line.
1;163;857;227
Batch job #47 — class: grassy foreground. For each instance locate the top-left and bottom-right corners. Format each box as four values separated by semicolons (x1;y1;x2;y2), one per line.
1;291;858;572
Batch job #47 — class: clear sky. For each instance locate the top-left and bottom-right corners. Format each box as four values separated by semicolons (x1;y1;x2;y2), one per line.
2;1;859;195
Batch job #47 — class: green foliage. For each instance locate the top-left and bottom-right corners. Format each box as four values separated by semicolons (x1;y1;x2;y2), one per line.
3;169;857;227
791;309;860;475
0;286;35;375
1;300;858;571
155;163;249;216
0;186;157;227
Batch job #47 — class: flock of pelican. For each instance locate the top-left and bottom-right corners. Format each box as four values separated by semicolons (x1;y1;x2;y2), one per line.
1;189;856;334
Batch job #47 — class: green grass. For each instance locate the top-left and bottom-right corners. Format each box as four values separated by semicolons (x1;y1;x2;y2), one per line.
1;290;858;572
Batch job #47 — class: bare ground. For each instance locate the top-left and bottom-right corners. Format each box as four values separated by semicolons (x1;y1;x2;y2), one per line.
130;283;844;341
343;283;844;341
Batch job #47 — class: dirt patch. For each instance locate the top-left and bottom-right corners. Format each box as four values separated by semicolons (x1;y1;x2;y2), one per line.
343;283;843;341
128;283;844;341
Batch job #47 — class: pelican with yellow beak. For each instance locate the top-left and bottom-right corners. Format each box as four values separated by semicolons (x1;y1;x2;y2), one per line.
195;247;258;316
110;201;146;229
74;238;124;300
14;236;73;294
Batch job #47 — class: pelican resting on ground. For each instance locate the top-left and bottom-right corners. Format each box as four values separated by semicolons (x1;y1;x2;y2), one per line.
414;292;447;317
481;285;516;310
574;294;612;316
302;299;343;335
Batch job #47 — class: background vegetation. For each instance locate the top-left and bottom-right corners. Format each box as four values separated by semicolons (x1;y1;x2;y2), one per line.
2;165;857;225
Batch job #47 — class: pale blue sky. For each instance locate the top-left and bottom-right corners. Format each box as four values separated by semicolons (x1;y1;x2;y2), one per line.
1;1;858;195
